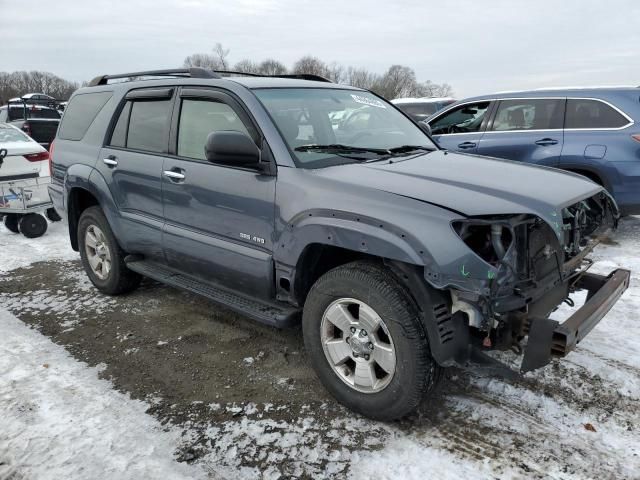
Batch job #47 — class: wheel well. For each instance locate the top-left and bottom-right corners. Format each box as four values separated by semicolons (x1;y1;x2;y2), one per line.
564;168;604;187
67;187;99;251
293;244;381;304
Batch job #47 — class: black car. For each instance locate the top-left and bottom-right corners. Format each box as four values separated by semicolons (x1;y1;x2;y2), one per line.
49;68;629;420
0;95;62;148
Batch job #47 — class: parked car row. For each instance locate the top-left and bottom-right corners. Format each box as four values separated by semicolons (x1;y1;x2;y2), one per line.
422;87;640;215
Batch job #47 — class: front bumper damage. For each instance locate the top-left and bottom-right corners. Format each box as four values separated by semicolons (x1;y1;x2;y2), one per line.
521;268;630;372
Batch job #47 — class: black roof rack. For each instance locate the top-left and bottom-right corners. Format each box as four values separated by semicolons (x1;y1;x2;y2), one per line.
87;68;333;87
7;97;64;109
88;67;221;86
214;70;332;83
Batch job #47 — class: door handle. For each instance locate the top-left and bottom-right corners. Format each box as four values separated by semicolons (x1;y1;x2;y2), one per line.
163;169;185;181
103;155;118;167
535;138;558;146
457;141;476;149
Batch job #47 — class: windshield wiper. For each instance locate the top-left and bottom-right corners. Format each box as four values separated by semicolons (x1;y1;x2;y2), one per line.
294;144;390;155
387;145;436;154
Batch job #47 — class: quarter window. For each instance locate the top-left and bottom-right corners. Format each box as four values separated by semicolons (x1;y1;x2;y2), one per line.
58;92;111;140
125;99;172;153
177;99;250;160
430;102;490;135
490;99;564;131
565;99;629;129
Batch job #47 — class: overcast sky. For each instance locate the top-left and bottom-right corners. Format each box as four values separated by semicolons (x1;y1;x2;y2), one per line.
2;0;639;98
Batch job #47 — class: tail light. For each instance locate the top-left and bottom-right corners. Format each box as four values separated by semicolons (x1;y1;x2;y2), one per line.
48;141;55;176
632;134;640;143
21;122;32;136
23;151;50;162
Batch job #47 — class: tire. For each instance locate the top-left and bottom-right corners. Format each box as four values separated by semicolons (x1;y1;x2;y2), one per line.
303;261;441;420
46;207;62;222
18;213;48;238
78;206;141;295
3;214;21;233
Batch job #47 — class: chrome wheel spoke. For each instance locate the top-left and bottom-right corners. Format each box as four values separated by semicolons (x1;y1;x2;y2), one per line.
325;303;354;333
85;230;98;248
102;258;111;276
373;344;395;374
354;362;377;389
324;338;352;366
358;307;380;333
88;252;101;271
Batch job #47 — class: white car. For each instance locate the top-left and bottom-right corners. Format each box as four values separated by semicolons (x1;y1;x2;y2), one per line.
0;122;59;237
0;122;50;181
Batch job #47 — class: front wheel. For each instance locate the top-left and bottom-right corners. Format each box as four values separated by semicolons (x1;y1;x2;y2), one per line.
302;261;441;420
78;206;141;295
3;214;21;233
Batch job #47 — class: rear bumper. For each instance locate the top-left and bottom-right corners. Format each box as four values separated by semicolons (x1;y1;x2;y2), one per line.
521;268;630;372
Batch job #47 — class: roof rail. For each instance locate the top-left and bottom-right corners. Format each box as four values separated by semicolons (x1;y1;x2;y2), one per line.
213;70;333;83
87;67;221;86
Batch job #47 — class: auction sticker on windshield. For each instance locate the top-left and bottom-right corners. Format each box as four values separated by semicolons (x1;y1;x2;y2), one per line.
351;94;386;108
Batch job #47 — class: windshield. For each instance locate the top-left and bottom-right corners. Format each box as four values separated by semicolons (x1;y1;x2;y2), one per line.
253;88;437;168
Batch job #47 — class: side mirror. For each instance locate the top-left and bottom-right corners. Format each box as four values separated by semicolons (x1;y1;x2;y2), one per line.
205;130;261;167
419;121;432;136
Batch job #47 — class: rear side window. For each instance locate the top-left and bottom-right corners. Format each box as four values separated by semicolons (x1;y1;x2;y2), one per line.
177;99;249;160
120;99;172;153
565;99;630;129
110;102;131;148
59;92;113;140
29;108;60;119
490;99;564;131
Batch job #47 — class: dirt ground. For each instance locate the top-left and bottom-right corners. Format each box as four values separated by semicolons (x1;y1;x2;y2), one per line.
1;219;639;478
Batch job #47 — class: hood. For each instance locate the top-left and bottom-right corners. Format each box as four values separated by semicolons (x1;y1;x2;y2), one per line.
314;150;606;239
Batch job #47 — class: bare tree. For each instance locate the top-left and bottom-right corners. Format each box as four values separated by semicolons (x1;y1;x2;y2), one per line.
292;56;330;78
0;71;79;104
258;59;288;75
183;52;222;70
233;59;260;74
343;66;379;90
213;43;230;70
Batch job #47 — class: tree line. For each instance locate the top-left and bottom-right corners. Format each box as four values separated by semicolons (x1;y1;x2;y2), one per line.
184;43;453;99
0;71;79;104
0;46;453;106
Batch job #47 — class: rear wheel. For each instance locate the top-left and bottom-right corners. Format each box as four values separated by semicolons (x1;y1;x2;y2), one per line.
78;206;141;295
3;214;21;233
303;261;441;420
18;213;48;238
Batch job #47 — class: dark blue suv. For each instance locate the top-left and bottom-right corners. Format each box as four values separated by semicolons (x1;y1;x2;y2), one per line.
425;88;640;214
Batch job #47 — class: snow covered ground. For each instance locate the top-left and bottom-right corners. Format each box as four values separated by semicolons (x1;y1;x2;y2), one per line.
1;218;639;479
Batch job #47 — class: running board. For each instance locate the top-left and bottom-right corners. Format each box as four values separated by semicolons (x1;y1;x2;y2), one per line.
125;259;300;328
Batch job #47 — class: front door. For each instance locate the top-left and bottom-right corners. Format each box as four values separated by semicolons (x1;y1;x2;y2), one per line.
477;98;565;167
97;87;175;261
161;87;276;300
427;100;492;154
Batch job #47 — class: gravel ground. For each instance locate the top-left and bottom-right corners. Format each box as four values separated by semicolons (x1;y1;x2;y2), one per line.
1;219;639;479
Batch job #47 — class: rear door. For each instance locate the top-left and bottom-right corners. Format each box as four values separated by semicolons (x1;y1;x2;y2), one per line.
161;87;276;299
427;100;493;154
97;87;174;261
477;98;565;167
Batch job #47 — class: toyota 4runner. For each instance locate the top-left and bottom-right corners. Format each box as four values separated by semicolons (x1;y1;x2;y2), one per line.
49;68;630;420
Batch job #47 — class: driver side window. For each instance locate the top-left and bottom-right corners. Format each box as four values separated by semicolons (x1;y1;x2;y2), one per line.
429;101;490;135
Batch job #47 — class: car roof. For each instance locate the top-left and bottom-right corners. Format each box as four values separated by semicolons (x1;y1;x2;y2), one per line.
460;86;640;102
226;76;362;90
392;97;455;104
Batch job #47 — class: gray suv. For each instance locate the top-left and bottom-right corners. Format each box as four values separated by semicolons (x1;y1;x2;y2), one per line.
49;68;629;420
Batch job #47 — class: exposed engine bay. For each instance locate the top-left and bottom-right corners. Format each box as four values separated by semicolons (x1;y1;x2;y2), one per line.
447;191;626;371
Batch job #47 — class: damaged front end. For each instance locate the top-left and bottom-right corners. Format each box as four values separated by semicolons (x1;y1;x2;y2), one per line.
443;191;630;373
